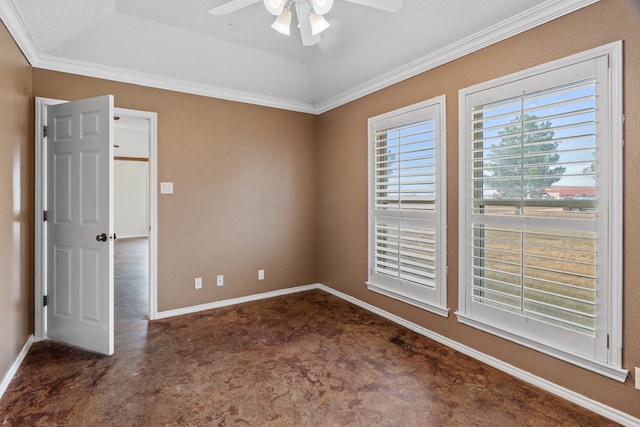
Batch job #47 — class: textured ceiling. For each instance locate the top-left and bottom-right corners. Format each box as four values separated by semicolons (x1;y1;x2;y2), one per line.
0;0;598;113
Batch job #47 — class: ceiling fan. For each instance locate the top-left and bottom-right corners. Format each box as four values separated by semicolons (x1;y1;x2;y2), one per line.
208;0;404;46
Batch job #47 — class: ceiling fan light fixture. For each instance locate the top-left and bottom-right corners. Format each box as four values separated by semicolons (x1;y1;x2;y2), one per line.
264;0;285;15
271;8;292;35
311;0;333;15
309;13;330;35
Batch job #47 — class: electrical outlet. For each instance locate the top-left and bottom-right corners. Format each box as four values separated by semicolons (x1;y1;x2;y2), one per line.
160;182;174;194
217;275;224;287
195;277;202;289
635;367;640;390
258;269;265;280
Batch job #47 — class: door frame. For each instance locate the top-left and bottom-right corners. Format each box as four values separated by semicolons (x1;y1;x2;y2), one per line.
34;97;159;341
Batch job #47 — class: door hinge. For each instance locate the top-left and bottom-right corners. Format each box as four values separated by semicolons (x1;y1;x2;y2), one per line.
43;295;48;307
43;125;48;138
43;210;48;222
607;334;610;349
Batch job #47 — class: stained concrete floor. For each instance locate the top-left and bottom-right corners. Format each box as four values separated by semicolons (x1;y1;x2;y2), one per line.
0;238;618;426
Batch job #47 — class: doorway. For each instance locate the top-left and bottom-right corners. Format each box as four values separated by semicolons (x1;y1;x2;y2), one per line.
34;98;159;343
113;113;151;326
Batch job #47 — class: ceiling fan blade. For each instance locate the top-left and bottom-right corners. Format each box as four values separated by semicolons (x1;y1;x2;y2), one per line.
295;2;321;46
207;0;261;16
343;0;404;13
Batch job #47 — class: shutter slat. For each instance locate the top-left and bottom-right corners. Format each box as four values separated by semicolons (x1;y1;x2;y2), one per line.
373;108;442;292
471;221;597;333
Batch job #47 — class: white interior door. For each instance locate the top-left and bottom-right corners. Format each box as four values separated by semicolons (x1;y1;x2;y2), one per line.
46;95;115;355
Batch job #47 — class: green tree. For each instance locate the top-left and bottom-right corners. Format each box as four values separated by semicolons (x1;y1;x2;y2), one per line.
484;114;565;199
583;152;596;179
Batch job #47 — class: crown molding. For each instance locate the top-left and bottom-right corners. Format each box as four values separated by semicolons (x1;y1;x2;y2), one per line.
314;0;600;113
0;0;40;63
0;0;316;114
1;0;598;115
33;54;319;114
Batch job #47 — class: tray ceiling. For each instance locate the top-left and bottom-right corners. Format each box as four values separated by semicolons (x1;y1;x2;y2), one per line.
0;0;598;113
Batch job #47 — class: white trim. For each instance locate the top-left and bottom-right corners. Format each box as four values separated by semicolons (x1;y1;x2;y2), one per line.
0;0;315;115
148;110;159;321
455;312;628;382
0;0;598;114
456;41;625;379
607;40;625;369
366;282;449;317
456;41;620;102
34;99;160;333
112;107;159;321
34;97;66;341
315;0;600;113
367;95;448;316
457;87;468;320
0;335;34;400
33;55;318;115
0;0;40;64
154;284;318;319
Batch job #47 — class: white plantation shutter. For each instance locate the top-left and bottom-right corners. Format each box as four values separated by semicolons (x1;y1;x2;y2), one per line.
374;119;437;212
368;96;447;316
458;43;626;381
469;76;599;336
374;219;436;288
470;225;597;336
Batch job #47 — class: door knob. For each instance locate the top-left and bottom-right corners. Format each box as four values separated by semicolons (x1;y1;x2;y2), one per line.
96;233;108;242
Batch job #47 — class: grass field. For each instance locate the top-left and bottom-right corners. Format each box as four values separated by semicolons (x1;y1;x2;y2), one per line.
472;207;597;335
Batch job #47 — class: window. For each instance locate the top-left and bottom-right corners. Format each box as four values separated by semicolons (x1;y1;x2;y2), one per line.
457;42;626;381
367;96;447;316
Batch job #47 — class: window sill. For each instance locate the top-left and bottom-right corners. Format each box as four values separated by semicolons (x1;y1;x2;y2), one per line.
455;312;629;382
366;282;449;318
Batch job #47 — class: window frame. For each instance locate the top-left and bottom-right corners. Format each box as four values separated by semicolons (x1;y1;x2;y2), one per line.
367;95;448;317
457;41;627;382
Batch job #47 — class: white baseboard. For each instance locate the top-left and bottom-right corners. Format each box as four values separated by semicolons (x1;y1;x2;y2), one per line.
0;335;34;400
153;283;639;426
154;284;319;319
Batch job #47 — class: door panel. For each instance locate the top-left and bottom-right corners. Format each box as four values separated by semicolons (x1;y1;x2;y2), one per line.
47;95;115;356
81;151;101;224
53;246;72;317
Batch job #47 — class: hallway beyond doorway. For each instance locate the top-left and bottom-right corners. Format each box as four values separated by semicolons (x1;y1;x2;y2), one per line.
115;237;149;326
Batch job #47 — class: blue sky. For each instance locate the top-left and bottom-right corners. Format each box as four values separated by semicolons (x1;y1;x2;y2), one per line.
476;80;597;189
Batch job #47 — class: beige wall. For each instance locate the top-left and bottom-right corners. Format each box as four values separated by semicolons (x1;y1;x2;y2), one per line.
32;70;318;312
0;21;33;384
317;0;640;418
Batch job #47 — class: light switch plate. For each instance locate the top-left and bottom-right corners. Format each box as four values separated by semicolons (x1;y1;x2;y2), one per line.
635;367;640;390
160;182;174;194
